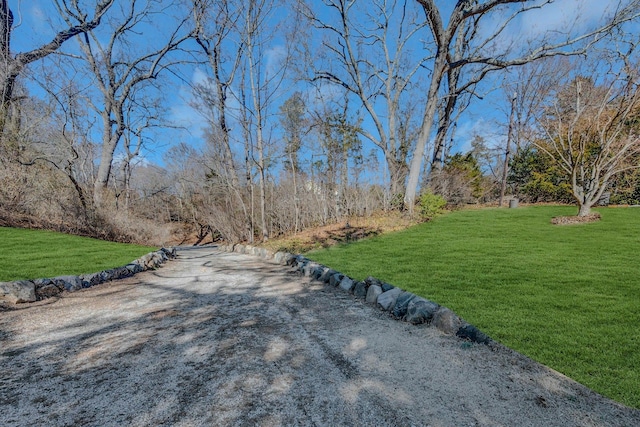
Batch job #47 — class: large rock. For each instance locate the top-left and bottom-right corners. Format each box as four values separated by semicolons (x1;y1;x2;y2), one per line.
391;292;417;318
0;281;36;304
37;284;62;299
319;268;337;283
282;253;295;265
377;287;402;311
366;285;382;304
456;324;491;344
54;276;83;292
125;262;144;275
381;282;395;292
81;272;104;288
156;250;168;262
353;281;368;298
432;307;463;335
33;278;52;287
311;266;327;280
100;270;116;282
151;252;164;267
404;298;439;325
139;253;153;269
111;267;131;280
339;277;355;293
296;257;310;269
364;276;383;287
329;273;344;287
302;262;318;277
273;252;287;264
287;255;302;267
160;247;177;258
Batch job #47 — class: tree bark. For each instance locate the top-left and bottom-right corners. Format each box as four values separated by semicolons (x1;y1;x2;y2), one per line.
405;52;448;210
577;203;592;217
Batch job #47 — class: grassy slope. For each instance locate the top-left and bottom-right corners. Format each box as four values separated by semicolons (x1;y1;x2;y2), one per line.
0;227;156;282
306;206;640;409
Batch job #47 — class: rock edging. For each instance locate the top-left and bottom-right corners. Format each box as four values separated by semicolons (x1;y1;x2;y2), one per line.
217;244;491;345
0;247;177;305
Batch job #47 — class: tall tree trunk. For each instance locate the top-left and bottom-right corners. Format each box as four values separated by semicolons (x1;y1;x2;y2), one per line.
405;51;448;211
93;110;122;207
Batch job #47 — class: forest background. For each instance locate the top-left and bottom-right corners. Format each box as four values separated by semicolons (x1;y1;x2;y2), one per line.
2;0;640;245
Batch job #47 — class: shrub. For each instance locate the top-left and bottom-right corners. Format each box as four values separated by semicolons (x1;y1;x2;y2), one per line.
418;191;447;221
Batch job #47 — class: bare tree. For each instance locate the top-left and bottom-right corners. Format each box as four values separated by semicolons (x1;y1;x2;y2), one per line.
403;0;640;211
304;0;428;198
240;0;292;241
57;0;191;206
0;0;113;138
192;0;244;189
279;91;308;232
537;66;640;216
496;57;573;200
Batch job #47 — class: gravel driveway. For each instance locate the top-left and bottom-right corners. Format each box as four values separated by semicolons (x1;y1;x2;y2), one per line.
1;247;638;426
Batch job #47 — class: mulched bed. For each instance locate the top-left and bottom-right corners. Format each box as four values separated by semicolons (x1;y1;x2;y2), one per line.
551;212;601;225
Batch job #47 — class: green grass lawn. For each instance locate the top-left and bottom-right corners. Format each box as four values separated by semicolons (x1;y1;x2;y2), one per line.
0;227;156;282
306;206;640;409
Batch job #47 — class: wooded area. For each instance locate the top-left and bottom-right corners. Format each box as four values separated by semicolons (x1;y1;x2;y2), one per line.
1;0;639;244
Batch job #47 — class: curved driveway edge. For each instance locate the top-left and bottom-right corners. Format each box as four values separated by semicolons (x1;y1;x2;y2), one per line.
0;247;176;304
1;247;638;426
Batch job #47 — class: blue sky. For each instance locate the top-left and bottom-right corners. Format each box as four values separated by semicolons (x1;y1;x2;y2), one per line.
9;0;639;177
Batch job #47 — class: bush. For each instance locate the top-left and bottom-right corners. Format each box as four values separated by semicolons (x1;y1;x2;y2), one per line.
418;191;447;221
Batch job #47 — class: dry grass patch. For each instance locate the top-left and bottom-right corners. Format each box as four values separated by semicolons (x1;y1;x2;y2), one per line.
261;211;416;254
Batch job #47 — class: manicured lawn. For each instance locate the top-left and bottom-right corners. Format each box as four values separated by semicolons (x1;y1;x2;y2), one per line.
306;206;640;409
0;227;156;281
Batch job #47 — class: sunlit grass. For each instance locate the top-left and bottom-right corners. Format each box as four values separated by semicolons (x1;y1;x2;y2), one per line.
0;227;156;281
307;206;640;409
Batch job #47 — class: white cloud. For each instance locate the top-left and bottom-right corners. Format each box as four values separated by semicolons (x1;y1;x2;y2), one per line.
191;68;211;88
453;117;504;154
518;0;615;39
264;45;287;79
473;0;622;55
29;5;47;24
168;69;209;138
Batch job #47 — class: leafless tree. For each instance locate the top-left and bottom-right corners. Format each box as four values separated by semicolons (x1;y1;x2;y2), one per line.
279;91;308;232
537;62;640;216
239;0;292;241
57;0;191;206
495;57;573;200
304;0;428;198
403;0;640;211
191;0;244;188
0;0;113;139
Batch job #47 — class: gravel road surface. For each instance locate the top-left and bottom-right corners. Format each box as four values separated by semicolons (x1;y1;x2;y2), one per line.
1;247;638;426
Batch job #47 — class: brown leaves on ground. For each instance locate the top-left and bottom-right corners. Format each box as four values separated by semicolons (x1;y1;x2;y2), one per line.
551;212;601;225
261;211;416;254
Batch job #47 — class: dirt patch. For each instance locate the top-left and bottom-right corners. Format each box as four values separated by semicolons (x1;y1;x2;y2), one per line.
551;213;602;225
261;212;416;253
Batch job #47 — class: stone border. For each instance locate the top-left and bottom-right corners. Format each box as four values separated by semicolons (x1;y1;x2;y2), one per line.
0;247;177;305
217;244;491;344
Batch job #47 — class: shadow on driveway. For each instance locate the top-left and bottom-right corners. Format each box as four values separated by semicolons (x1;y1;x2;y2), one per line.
1;248;638;426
